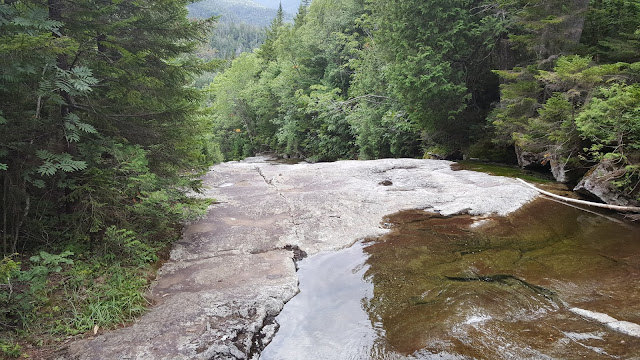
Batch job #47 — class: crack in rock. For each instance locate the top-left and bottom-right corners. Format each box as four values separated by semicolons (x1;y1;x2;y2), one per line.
255;165;302;244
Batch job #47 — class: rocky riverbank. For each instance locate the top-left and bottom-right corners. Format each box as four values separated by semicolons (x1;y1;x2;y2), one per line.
55;157;538;360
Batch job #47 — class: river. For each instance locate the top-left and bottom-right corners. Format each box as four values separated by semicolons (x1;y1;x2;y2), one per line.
261;199;640;359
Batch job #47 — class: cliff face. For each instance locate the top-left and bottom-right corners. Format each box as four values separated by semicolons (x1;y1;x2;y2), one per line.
565;0;591;45
496;0;591;69
536;0;591;59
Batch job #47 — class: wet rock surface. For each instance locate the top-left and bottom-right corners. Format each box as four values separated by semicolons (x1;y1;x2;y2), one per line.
263;200;640;359
56;157;537;360
358;202;640;359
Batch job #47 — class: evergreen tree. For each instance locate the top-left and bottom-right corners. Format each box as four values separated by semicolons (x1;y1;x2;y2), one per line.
579;0;640;62
275;2;284;28
1;0;214;253
366;0;507;151
294;0;311;26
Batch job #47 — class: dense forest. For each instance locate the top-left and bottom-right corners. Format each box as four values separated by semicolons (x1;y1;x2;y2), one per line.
1;0;639;356
187;0;296;60
0;0;216;355
210;0;639;205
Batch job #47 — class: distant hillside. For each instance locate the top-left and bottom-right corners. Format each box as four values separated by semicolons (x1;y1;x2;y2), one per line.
188;0;278;27
188;0;302;59
203;21;266;59
253;0;302;13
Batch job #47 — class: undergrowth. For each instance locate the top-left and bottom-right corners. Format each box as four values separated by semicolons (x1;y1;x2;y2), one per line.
0;197;212;358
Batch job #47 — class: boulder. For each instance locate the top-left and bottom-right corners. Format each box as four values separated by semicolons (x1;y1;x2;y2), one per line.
515;146;545;169
574;160;638;206
549;157;569;183
515;145;580;183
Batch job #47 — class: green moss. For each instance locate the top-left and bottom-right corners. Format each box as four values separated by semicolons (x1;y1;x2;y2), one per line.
453;161;552;183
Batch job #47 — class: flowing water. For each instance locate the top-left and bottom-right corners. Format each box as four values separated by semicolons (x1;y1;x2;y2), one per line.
260;199;640;359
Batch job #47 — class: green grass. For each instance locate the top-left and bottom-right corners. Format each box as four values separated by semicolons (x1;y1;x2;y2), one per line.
0;244;170;358
453;161;554;183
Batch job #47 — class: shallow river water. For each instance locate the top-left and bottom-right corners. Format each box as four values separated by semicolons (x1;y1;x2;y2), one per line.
260;199;640;359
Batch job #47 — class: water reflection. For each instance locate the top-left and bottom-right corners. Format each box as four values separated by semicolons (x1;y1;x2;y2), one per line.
260;242;383;360
261;199;640;359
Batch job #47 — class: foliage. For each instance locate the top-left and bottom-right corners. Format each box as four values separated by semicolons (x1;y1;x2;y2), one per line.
489;0;640;189
0;0;216;350
365;0;507;149
576;83;640;198
100;227;157;266
579;0;640;62
1;0;215;253
207;0;515;161
1;250;152;342
0;339;21;358
208;0;365;161
346;38;422;159
497;0;591;59
576;83;640;157
492;52;640;196
1;252;73;332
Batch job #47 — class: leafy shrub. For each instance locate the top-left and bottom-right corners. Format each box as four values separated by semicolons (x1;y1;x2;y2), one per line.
0;252;74;330
101;226;157;266
0;339;21;358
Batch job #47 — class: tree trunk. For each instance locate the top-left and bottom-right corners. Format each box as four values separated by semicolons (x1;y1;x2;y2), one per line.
2;174;7;254
49;0;78;215
517;178;640;213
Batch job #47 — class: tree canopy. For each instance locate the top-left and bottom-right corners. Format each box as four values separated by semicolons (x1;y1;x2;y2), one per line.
1;0;216;346
207;0;640;201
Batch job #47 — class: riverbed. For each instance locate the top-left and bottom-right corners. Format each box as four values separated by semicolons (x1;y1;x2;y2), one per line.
262;199;640;359
64;158;623;359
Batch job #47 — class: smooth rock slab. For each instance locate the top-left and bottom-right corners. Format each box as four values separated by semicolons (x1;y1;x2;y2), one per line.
56;157;537;360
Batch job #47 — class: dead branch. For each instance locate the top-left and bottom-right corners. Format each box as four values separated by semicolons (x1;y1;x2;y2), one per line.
517;178;640;213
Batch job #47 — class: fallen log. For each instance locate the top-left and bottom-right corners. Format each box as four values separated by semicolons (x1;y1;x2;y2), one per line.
541;196;632;227
516;178;640;213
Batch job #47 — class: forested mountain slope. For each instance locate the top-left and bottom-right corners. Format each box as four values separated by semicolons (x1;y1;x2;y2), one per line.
254;0;303;13
188;0;299;58
188;0;278;26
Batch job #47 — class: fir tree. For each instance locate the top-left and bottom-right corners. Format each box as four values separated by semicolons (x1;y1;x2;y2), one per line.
1;0;214;253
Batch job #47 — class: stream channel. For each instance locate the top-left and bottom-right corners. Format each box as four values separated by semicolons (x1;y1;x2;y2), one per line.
260;199;640;359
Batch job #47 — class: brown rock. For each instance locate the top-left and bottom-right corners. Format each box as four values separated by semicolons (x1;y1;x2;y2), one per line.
574;160;638;206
